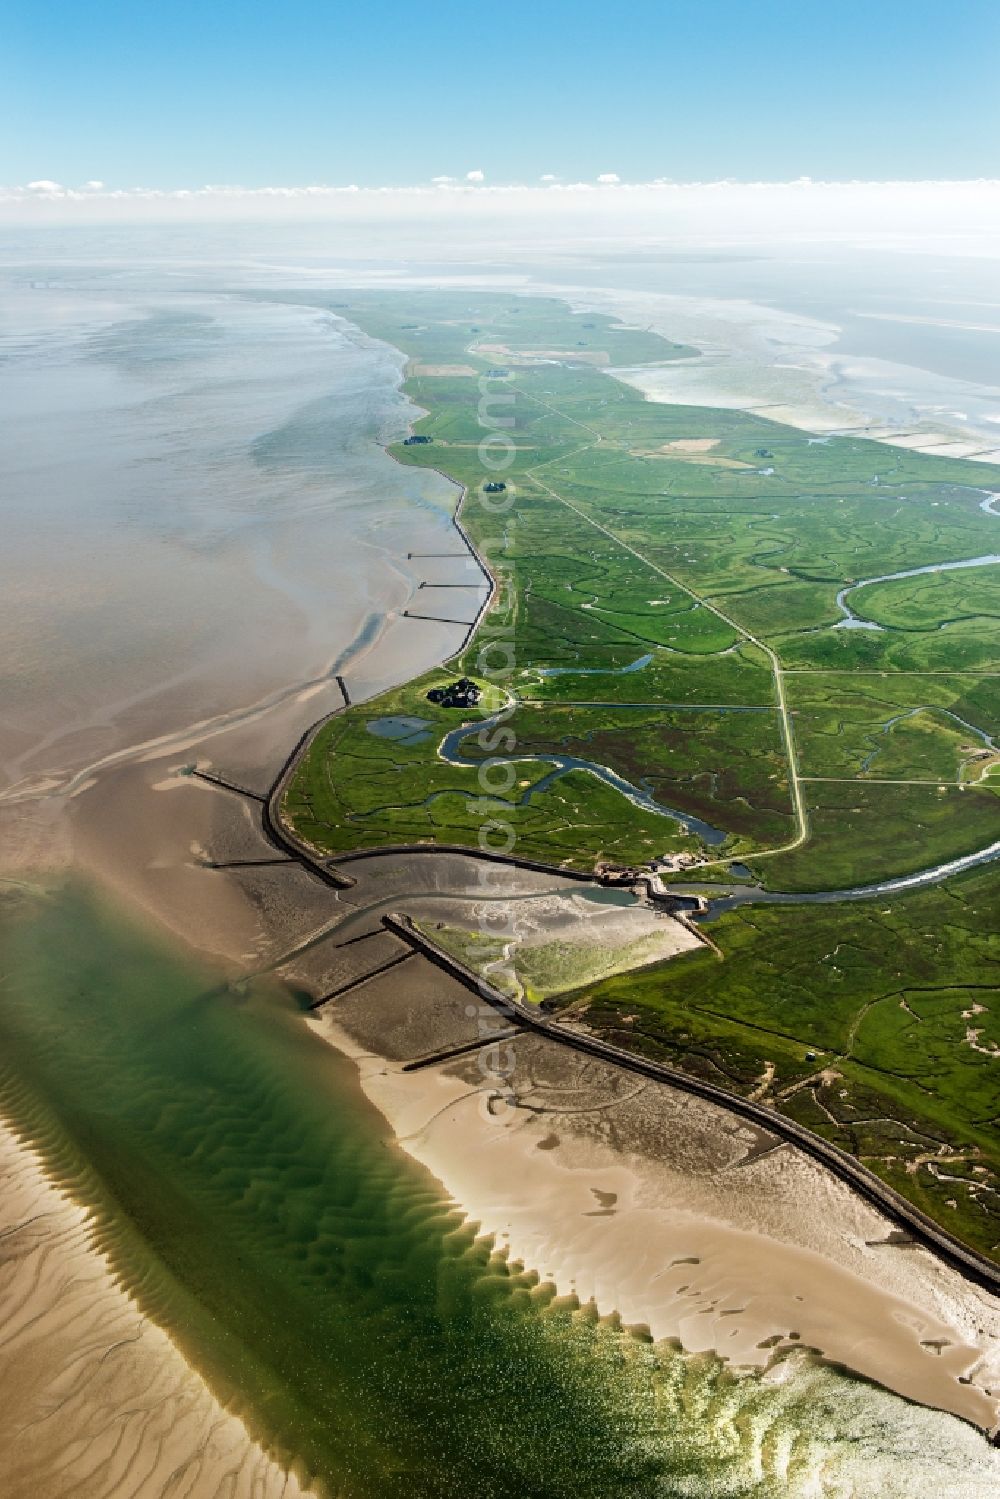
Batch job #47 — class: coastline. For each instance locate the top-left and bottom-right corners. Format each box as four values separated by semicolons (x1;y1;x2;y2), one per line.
0;1116;315;1499
266;318;1000;1299
259;310;1000;1438
262;410;496;881
308;1006;1000;1436
385;915;1000;1294
2;287;999;1493
537;282;1000;464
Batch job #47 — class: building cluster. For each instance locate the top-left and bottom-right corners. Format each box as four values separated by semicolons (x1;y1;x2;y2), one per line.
483;481;506;494
403;434;433;446
426;677;482;709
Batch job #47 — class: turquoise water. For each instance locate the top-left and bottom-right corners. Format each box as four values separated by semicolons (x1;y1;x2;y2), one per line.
0;879;998;1497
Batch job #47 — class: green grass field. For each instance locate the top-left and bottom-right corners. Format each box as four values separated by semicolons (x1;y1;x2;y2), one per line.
570;862;1000;1262
280;289;1000;1261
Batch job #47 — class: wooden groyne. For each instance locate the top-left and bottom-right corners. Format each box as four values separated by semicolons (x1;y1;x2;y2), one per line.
403;611;480;627
307;948;417;1010
332;927;385;948
194;385;1000;1304
190;769;266;803
384;913;1000;1296
203;856;295;870
402;1028;522;1072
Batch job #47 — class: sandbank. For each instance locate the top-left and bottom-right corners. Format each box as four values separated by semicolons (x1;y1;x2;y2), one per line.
309;1001;1000;1437
0;1118;314;1499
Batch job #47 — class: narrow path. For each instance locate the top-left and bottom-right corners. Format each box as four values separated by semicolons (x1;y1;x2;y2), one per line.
785;668;1000;676
800;776;959;786
516;409;809;861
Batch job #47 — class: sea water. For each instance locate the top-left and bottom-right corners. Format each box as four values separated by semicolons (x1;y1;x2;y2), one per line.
0;270;457;797
1;241;999;1496
0;878;997;1499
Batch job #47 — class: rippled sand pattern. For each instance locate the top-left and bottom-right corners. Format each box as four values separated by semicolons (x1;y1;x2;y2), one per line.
1;881;999;1497
0;1121;311;1499
3;258;1000;1496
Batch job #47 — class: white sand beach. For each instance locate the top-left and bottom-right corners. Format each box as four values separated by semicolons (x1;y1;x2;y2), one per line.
313;1011;1000;1437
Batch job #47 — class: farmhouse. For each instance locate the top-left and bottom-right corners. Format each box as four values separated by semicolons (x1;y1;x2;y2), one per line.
426;677;482;709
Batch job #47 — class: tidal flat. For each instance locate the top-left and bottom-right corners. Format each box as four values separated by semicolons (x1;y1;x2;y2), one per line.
285;287;1000;1270
3;876;1000;1498
2;251;1000;1496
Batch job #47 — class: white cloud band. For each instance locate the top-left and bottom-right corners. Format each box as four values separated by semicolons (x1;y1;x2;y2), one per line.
2;177;999;242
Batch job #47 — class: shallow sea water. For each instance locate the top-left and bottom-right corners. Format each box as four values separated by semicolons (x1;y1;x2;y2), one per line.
0;275;457;796
1;244;999;1495
1;879;998;1499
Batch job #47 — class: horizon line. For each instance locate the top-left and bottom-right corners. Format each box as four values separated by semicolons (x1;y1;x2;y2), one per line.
6;175;1000;204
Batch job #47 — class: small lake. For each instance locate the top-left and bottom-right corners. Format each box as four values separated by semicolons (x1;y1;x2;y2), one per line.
366;714;433;744
534;654;653;679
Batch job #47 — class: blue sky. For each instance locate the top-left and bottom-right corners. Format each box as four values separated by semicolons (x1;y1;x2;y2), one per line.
5;0;999;187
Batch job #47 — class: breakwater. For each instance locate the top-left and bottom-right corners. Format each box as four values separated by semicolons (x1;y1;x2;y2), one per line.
386;913;1000;1297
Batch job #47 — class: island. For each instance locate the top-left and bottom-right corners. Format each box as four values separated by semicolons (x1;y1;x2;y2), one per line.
276;289;1000;1275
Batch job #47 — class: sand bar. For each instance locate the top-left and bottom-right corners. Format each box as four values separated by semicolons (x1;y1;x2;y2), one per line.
0;1118;314;1499
310;999;1000;1436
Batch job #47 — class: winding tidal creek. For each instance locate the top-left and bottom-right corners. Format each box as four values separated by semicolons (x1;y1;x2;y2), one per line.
2;266;999;1498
